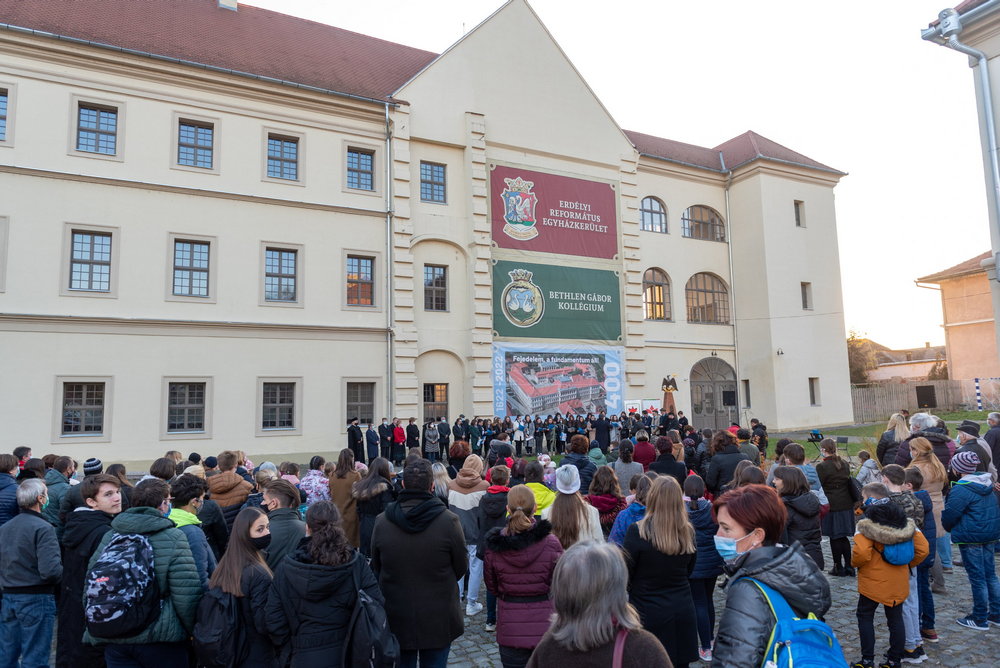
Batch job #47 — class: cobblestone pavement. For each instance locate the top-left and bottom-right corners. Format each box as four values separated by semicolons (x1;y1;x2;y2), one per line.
448;541;1000;667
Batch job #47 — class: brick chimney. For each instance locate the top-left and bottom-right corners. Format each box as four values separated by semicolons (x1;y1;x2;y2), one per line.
218;0;237;10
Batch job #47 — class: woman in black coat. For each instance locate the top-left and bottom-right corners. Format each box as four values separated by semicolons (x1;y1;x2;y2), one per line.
648;436;688;488
207;507;278;668
705;431;750;495
265;501;382;668
772;466;824;569
352;458;396;558
623;476;698;667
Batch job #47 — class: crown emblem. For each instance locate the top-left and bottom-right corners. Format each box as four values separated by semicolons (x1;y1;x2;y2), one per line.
503;177;535;193
508;268;533;283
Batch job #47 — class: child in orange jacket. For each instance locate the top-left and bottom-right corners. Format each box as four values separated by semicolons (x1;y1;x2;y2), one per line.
850;498;929;668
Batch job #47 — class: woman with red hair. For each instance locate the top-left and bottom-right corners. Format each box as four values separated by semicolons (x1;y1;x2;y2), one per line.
710;484;831;668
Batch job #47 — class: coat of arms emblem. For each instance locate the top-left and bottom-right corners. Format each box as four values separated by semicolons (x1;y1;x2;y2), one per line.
500;268;544;328
501;176;539;240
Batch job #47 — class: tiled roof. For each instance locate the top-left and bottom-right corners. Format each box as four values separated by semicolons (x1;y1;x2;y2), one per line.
0;0;437;102
714;130;844;174
626;128;843;176
623;130;724;172
916;251;992;283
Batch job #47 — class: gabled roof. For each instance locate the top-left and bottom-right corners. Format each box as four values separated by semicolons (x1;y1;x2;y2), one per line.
916;251;992;283
623;130;725;172
626;128;843;176
713;131;845;175
0;0;437;102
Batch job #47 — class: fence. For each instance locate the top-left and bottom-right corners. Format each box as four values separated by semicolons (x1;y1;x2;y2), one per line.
850;379;989;424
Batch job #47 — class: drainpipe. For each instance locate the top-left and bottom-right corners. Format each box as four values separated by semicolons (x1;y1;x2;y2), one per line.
722;152;743;420
384;102;395;417
922;6;1000;280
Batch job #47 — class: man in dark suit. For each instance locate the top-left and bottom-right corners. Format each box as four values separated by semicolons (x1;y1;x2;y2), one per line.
378;417;394;461
347;417;365;464
437;417;452;452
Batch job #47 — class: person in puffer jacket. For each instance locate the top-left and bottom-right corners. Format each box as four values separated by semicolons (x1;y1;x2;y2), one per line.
0;453;19;528
447;454;490;616
710;484;831;668
477;465;511;631
684;475;723;662
561;435;598;494
851;500;928;668
942;451;1000;630
85;479;202;664
608;474;653;547
483;485;563;668
207;451;253;531
772;466;824;570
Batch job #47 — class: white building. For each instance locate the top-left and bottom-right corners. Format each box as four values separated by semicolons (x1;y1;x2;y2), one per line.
0;0;853;466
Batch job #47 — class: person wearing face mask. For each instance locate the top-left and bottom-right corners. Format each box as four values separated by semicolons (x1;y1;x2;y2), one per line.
260;479;306;570
169;473;217;591
85;478;202;665
0;478;62;668
710;484;831;668
265;500;382;667
208;506;279;667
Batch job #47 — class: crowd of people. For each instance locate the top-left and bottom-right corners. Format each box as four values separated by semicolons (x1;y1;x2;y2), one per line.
0;408;998;668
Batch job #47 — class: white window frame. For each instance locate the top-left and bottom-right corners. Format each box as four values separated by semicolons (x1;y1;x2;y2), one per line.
166;233;217;303
52;375;113;444
256;377;303;437
60;222;120;299
68;94;125;162
171;111;220;175
259;241;304;308
261;127;305;186
0;81;17;148
161;376;214;440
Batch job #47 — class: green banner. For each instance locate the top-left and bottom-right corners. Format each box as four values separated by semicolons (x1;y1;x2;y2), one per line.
492;260;622;342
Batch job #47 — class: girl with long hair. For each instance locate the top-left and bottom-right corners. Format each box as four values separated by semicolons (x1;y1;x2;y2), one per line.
483;485;564;668
264;501;382;667
352;457;396;557
612;441;643;492
541;465;602;549
772;466;824;569
106;462;133;507
623;476;698;666
328;449;361;547
909;436;950;594
877;413;911;465
585;466;628;538
609;473;655;546
816;438;857;576
431;462;451;506
208;507;277;667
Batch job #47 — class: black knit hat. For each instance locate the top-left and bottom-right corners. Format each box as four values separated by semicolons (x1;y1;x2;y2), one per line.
187;452;202;464
864;500;906;529
83;458;103;475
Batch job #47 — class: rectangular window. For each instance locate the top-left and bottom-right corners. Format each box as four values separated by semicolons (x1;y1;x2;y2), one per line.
267;134;298;180
800;282;813;310
62;382;105;435
808;377;821;406
0;89;7;142
346;382;376;426
420;162;446;203
346;255;374;306
423;383;448;421
77;104;118;155
178;120;213;169
173;240;210;297
794;200;805;227
347;148;374;191
742;379;751;409
262;381;296;429
70;231;112;291
167;382;205;432
424;264;448;311
264;247;297;302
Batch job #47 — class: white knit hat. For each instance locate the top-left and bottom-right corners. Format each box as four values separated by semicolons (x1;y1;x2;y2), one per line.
555;464;581;495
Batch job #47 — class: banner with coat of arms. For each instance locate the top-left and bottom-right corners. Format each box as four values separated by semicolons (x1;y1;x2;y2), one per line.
490;164;618;260
492;260;622;342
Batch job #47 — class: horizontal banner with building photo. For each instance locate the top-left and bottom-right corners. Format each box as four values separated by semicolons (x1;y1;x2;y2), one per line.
491;260;622;341
492;342;625;417
490;164;618;259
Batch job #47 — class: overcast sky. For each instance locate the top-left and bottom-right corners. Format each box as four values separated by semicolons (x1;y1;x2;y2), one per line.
249;0;991;350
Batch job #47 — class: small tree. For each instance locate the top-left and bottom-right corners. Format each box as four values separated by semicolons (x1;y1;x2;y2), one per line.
927;360;949;380
847;330;877;384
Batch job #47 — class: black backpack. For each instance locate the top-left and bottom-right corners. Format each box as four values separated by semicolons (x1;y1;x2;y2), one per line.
84;533;162;639
342;558;400;668
193;587;250;668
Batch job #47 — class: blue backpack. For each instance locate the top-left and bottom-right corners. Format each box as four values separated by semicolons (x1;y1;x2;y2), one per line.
740;578;844;668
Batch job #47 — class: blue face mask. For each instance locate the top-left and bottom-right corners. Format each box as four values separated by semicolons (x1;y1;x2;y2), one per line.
163;502;173;518
714;532;752;560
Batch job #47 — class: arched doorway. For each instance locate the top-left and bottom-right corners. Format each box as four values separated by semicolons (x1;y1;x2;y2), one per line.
690;358;737;430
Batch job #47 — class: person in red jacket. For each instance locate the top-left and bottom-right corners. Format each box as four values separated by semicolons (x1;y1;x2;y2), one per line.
483;484;564;668
633;430;656;472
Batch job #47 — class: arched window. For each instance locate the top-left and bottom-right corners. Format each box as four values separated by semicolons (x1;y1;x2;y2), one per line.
640;197;667;233
685;273;730;324
681;205;725;242
642;268;671;320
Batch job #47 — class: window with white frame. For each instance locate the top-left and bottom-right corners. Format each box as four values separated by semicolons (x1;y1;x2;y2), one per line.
642;268;671;320
640;197;667;233
76;103;118;155
685;273;730;324
681;205;726;242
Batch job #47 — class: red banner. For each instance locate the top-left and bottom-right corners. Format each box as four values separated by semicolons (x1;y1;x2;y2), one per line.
490;165;618;259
